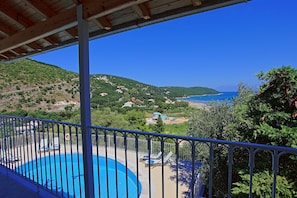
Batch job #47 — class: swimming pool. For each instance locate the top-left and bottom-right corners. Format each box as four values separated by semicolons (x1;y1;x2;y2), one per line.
16;154;142;198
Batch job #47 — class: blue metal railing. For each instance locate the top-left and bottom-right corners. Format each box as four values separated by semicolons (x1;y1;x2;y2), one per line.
0;114;297;198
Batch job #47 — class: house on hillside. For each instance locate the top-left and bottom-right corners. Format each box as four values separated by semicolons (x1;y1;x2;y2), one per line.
122;101;133;108
115;89;123;93
100;92;108;96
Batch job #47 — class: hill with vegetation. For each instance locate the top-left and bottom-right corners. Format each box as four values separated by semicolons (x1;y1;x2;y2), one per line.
0;59;80;113
0;59;218;113
161;86;219;98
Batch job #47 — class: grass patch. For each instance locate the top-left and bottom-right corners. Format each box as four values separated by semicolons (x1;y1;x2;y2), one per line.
164;122;188;136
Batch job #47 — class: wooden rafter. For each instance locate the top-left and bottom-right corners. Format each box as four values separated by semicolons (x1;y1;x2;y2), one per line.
97;16;112;30
0;7;77;53
0;0;60;48
25;0;57;17
132;3;151;20
0;1;34;27
0;0;150;53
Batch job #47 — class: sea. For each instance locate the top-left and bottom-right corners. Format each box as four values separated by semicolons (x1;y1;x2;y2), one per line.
180;92;238;104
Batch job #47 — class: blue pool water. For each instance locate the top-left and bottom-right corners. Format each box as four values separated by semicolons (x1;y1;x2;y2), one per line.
16;154;142;198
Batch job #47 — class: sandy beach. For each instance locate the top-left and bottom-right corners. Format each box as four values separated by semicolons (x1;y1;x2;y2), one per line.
187;101;208;109
177;99;208;109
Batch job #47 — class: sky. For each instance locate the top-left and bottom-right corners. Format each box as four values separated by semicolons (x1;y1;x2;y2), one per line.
32;0;297;92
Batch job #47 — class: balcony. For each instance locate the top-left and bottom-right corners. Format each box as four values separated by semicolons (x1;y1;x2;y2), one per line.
1;114;296;198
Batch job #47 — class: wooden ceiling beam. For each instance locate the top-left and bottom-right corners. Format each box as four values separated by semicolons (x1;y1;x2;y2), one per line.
0;19;16;35
93;20;105;30
45;36;60;45
0;0;150;54
66;27;78;38
9;49;19;56
0;1;60;46
0;7;77;53
26;42;42;51
0;1;34;27
139;3;151;19
2;51;15;59
96;16;112;30
10;47;30;56
191;0;202;6
25;0;57;18
85;0;150;20
0;53;9;59
132;3;151;20
24;0;68;45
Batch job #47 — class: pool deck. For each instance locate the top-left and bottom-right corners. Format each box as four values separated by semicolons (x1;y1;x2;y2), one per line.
1;144;189;197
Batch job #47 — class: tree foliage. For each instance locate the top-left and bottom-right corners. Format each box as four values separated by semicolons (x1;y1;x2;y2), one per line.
69;108;129;129
187;66;297;197
249;66;297;147
154;115;164;133
232;171;295;198
188;102;235;140
125;110;148;131
187;102;236;197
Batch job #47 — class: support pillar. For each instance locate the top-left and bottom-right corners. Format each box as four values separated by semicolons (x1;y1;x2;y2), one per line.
77;4;95;198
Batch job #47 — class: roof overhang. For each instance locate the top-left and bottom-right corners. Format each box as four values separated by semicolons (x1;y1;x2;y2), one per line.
0;0;248;62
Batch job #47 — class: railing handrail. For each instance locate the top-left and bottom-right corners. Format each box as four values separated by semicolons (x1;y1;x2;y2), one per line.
91;125;297;154
1;114;296;154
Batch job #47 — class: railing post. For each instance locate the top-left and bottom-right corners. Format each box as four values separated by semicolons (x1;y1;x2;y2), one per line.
191;140;196;198
227;146;234;198
272;151;280;198
208;143;214;197
248;148;255;198
77;4;94;198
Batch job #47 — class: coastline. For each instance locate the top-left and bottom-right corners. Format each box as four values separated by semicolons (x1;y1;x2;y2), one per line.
177;99;208;109
176;92;222;100
177;92;237;108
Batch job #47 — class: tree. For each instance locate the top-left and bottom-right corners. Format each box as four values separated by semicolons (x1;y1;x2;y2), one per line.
186;102;236;197
69;108;130;129
155;115;164;133
187;102;235;140
125;110;148;131
231;66;297;196
230;82;256;142
230;67;297;147
186;66;297;196
249;66;297;147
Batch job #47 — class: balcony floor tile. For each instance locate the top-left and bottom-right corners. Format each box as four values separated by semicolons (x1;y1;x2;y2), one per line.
0;172;39;198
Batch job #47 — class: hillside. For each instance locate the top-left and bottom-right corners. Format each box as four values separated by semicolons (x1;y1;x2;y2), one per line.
0;59;80;112
0;59;218;113
162;86;219;97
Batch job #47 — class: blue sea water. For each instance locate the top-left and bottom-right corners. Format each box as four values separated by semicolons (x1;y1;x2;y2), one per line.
181;92;238;104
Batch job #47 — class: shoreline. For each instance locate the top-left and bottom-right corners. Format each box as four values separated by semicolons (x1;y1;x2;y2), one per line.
177;99;208;109
176;92;222;100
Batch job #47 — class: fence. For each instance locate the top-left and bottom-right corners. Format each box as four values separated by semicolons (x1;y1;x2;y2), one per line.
0;115;297;198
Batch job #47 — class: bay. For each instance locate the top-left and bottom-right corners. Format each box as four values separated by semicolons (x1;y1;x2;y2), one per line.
180;92;238;104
